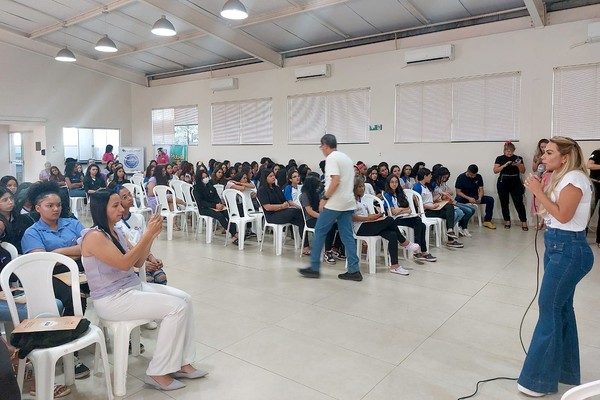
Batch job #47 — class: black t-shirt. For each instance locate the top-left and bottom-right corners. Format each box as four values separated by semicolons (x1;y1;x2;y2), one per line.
494;154;522;176
589;150;600;180
455;173;484;198
257;185;286;216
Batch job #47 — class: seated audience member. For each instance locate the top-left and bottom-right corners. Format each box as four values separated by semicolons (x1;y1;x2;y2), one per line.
455;164;496;229
49;166;68;188
180;162;195;184
356;161;367;179
39;162;52;181
116;186;166;285
257;169;309;255
64;162;86;197
144;164;155;184
413;169;463;248
165;164;176;182
83;158;96;175
390;164;401;179
353;177;420;275
365;166;380;197
376;162;389;193
108;166;130;190
102;160;115;180
83;164;107;196
0;185;26;254
0;176;18;194
274;165;288;188
432;167;472;237
298;164;312;184
410;162;426;181
211;164;228;186
193;170;239;244
20;181;91;379
81;190;205;391
383;175;437;262
225;167;236;181
400;164;416;189
283;169;302;206
300;176;344;264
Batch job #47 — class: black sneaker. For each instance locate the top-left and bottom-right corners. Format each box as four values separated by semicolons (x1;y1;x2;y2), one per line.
246;232;257;238
331;248;346;260
446;241;464;248
414;252;438;262
446;231;458;239
298;268;320;278
74;356;90;379
338;271;363;281
323;251;336;264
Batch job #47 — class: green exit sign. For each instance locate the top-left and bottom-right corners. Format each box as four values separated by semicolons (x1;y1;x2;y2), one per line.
369;124;382;131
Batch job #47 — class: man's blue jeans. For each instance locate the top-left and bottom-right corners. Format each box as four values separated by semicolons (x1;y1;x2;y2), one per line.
309;209;359;273
518;228;593;393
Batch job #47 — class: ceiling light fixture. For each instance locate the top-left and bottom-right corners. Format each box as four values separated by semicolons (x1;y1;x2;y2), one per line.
55;47;76;62
152;15;176;36
95;34;118;52
221;0;248;20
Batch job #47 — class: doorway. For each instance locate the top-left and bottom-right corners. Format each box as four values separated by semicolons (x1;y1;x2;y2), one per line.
8;132;23;182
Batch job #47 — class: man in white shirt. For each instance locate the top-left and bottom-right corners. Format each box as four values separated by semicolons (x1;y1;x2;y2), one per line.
299;134;362;281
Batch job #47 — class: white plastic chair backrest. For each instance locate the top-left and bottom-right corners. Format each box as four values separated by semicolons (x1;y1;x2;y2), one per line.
153;185;176;214
130;175;144;187
122;183;137;199
0;253;82;326
361;193;384;215
169;180;185;201
1;242;18;260
404;189;423;215
222;189;243;219
214;184;224;199
180;182;197;210
561;379;600;400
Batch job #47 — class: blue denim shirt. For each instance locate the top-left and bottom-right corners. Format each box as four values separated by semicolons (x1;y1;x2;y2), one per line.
21;218;85;254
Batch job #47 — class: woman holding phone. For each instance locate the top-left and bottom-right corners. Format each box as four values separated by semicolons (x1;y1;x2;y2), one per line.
494;141;528;230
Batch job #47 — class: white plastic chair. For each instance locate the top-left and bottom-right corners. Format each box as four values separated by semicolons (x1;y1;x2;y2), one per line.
405;189;442;248
130;174;144;187
0;253;113;400
242;189;264;241
213;184;224;201
0;241;18;260
356;194;391;274
257;198;300;256
98;264;151;397
222;189;260;250
180;182;214;243
299;206;315;258
561;379;600;399
153;185;186;240
122;183;152;220
169;179;186;205
68;188;86;219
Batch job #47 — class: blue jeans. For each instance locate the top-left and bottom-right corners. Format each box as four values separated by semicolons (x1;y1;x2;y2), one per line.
518;228;593;393
456;196;495;222
309;209;358;273
455;203;475;229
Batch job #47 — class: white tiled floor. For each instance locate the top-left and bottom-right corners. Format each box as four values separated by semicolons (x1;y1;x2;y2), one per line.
18;221;600;399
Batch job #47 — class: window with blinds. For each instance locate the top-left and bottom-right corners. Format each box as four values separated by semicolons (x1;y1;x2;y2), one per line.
288;88;370;144
395;72;521;143
211;98;273;145
553;64;600;140
152;105;198;145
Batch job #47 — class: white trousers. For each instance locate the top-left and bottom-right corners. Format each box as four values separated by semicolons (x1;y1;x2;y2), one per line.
94;283;196;375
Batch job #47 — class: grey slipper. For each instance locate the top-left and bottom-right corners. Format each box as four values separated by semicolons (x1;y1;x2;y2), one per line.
143;375;186;391
171;369;209;379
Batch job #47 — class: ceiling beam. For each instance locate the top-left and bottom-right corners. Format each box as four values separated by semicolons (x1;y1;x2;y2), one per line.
98;31;207;60
0;27;147;86
142;0;283;67
398;0;430;25
29;0;136;39
523;0;546;27
234;0;350;27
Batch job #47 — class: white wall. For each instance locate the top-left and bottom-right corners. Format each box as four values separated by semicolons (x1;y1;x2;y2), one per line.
0;42;133;176
130;16;600;221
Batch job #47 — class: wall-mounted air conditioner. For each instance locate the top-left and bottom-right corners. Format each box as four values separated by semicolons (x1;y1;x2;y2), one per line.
209;77;238;91
404;44;455;66
588;22;600;42
295;64;331;81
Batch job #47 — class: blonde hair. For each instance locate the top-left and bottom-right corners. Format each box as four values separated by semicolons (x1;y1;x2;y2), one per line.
539;136;590;218
533;138;549;164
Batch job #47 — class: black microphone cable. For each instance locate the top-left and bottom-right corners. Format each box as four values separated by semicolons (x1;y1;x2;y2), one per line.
457;196;543;400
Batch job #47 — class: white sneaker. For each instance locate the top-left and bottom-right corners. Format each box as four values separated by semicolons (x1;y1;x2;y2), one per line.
390;266;409;275
517;384;546;397
144;321;158;330
404;242;421;253
462;229;472;237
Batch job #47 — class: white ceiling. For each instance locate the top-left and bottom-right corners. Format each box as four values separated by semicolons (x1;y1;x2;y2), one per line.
0;0;598;85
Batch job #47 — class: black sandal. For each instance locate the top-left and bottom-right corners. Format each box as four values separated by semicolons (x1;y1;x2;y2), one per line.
504;223;511;229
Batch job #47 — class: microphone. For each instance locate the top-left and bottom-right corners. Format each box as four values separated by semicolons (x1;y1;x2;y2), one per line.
536;164;545;178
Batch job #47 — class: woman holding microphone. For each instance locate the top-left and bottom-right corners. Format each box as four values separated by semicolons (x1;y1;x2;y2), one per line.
518;137;594;397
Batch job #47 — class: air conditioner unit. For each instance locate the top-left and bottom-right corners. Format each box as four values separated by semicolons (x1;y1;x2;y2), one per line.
404;44;455;66
295;64;331;81
588;22;600;42
209;77;238;91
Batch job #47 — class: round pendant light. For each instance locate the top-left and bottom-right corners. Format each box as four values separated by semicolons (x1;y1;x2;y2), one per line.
221;0;248;20
55;47;76;62
152;15;176;36
95;34;118;52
